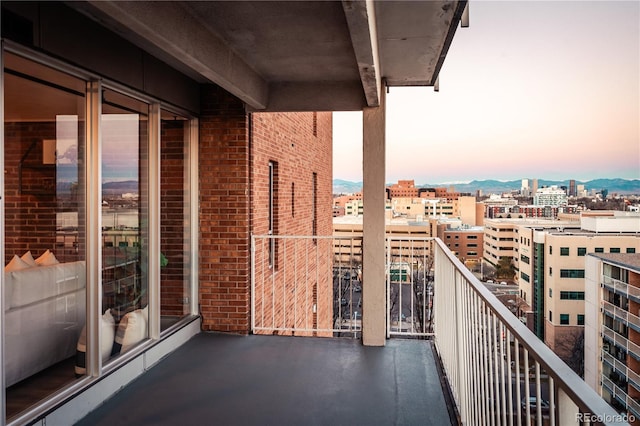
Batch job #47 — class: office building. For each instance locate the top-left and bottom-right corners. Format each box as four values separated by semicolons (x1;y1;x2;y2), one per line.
517;213;640;360
534;185;568;206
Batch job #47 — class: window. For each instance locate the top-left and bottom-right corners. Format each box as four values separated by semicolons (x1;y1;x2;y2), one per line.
521;272;530;282
101;87;150;352
549;311;552;322
610;247;621;253
268;161;278;267
577;314;585;326
549;288;552;298
549;267;552;276
468;235;478;239
560;269;585;278
4;53;88;407
595;247;604;253
160;110;194;329
312;172;318;238
560;291;585;300
560;314;570;325
549;246;553;255
312;112;318;137
467;243;477;248
521;254;530;264
560;247;570;256
627;248;636;254
291;182;295;217
577;247;587;256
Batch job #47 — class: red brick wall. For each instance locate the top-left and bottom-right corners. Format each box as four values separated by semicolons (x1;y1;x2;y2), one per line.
199;85;251;333
4;122;59;264
198;86;333;335
251;111;333;335
160;120;188;316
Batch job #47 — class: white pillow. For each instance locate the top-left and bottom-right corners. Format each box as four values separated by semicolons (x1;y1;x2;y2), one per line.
115;305;148;354
5;254;31;272
21;251;37;267
74;309;116;376
35;249;59;266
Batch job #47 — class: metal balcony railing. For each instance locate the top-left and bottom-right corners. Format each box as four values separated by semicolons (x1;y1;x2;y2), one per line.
250;235;624;425
251;235;363;337
386;236;434;338
432;239;623;425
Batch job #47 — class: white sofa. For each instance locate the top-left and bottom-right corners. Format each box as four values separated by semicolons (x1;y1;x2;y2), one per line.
4;261;86;386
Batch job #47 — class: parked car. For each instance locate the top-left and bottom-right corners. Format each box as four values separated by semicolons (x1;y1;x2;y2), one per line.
521;396;549;411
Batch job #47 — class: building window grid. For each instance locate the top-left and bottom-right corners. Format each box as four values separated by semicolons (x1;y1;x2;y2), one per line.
560;269;585;278
560;291;585;300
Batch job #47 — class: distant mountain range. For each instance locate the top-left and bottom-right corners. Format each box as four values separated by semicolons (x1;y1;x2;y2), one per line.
333;178;640;195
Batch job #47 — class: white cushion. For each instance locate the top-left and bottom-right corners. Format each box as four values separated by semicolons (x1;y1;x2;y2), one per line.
5;254;31;272
75;309;116;376
21;251;37;267
36;250;59;266
115;305;148;354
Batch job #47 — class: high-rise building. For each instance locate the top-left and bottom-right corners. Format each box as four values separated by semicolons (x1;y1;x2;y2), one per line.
521;178;531;196
532;178;539;195
584;253;640;421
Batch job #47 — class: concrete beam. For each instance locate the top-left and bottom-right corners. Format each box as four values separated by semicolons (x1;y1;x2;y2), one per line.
361;84;386;346
342;0;381;107
81;1;269;109
248;81;366;112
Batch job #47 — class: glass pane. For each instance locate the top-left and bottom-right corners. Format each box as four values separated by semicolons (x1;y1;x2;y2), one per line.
4;53;86;419
160;111;191;330
101;89;149;357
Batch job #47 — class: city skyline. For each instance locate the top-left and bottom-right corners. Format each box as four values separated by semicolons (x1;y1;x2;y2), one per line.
333;1;639;184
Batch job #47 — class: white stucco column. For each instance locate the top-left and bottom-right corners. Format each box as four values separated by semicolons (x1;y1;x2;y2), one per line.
362;86;386;346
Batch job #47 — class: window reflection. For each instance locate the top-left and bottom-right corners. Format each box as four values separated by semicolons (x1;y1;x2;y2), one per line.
4;53;86;419
101;89;149;356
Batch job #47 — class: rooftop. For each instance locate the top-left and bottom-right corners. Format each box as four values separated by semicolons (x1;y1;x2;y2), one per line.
589;253;640;272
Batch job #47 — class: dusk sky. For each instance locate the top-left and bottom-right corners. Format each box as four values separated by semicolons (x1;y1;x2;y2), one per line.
332;1;640;185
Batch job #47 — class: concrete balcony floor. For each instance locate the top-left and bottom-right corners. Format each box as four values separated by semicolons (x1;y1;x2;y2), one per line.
75;333;455;425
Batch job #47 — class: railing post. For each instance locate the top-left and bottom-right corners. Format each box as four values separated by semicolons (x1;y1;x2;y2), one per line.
455;268;467;424
557;387;579;425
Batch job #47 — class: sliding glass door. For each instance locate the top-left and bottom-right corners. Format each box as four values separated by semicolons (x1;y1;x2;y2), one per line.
3;52;87;418
2;50;196;422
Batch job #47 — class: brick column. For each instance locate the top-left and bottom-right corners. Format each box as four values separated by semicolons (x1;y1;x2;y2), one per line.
199;85;251;333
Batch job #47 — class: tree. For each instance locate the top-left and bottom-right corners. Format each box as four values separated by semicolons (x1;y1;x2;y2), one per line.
496;256;515;280
556;329;584;377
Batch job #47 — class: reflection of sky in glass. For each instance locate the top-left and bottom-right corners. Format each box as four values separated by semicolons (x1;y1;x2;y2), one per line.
56;115;78;165
102;114;139;182
54;114;140;183
56;115;78;182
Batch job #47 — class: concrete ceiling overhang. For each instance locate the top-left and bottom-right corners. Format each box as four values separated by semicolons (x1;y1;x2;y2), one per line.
70;0;466;112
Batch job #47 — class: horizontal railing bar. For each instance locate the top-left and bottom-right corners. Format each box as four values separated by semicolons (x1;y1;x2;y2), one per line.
252;234;363;241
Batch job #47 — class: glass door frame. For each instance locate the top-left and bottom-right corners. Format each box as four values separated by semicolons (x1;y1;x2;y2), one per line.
1;41;199;424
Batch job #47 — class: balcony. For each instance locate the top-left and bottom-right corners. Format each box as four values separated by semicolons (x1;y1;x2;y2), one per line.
76;237;619;425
